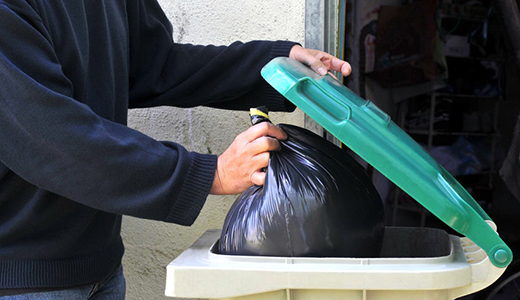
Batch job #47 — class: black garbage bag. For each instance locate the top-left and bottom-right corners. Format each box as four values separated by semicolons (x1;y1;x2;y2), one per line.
219;122;385;257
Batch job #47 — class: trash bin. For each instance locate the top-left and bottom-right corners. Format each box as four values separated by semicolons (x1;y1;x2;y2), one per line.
165;226;505;300
165;57;513;300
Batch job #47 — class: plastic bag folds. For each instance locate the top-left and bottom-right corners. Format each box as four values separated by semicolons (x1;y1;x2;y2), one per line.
219;124;385;257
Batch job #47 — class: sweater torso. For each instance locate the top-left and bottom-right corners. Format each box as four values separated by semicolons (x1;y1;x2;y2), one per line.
1;0;135;288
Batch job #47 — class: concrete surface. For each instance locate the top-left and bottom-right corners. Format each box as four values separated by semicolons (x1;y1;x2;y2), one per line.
123;1;305;299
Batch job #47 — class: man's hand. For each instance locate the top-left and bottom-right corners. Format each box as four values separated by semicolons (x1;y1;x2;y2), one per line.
289;45;352;77
210;122;287;195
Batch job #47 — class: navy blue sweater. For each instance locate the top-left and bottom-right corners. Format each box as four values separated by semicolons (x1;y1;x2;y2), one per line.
0;0;296;290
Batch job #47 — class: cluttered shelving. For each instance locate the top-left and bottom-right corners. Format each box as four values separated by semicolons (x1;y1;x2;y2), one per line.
389;0;505;227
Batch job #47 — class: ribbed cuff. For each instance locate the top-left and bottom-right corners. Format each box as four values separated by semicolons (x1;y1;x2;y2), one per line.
269;40;299;59
166;152;218;226
264;85;296;112
262;40;300;112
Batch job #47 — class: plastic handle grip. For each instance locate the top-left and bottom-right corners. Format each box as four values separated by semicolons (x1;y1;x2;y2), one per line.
296;78;352;122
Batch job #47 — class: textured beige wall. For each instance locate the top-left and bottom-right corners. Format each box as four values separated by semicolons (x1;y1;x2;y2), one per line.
123;1;305;299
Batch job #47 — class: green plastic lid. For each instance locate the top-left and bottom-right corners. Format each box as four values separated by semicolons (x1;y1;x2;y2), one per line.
261;57;512;268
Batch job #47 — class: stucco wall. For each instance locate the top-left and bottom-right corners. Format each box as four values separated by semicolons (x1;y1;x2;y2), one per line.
123;1;305;299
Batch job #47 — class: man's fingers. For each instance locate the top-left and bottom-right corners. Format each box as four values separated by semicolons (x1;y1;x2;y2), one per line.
251;171;267;187
210;122;285;195
330;56;352;76
250;151;270;168
247;136;282;153
240;122;287;142
315;54;351;77
289;45;352;77
300;50;328;76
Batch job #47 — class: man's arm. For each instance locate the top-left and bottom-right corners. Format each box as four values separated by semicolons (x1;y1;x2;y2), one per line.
0;3;214;226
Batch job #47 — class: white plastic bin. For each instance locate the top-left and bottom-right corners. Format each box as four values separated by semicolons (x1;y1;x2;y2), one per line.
165;226;506;300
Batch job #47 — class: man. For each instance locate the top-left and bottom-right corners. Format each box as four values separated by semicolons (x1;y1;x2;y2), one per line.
0;0;351;298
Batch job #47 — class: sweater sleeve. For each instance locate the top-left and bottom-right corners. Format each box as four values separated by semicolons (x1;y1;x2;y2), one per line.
127;0;298;112
0;3;215;225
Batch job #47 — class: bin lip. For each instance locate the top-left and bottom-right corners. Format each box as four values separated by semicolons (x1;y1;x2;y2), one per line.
208;227;456;267
166;229;506;298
